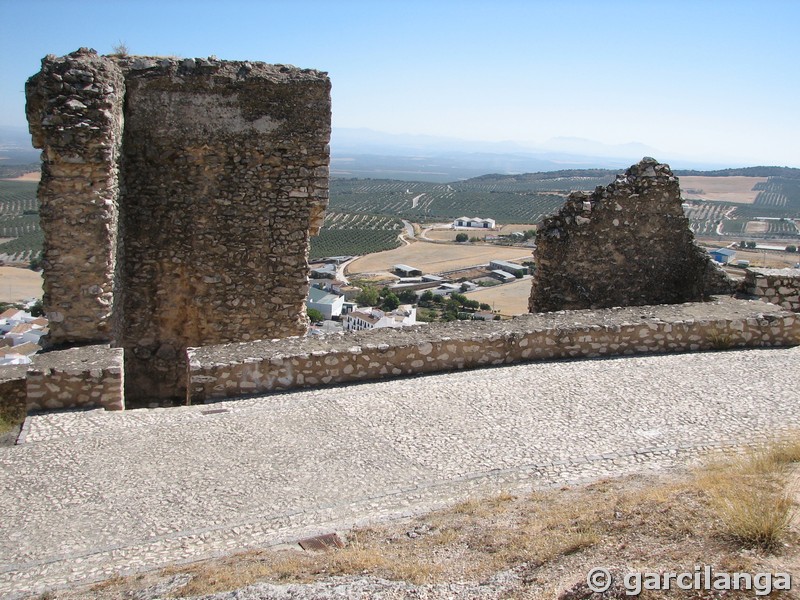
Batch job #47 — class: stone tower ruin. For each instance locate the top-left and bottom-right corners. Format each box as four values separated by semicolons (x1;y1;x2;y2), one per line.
529;158;734;312
26;48;331;403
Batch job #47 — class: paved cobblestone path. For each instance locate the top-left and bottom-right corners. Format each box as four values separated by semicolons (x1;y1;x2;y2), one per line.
1;347;799;597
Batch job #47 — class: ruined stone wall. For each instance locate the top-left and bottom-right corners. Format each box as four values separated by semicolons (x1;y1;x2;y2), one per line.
117;57;331;401
742;267;800;312
26;49;331;404
26;49;125;346
187;297;798;403
26;345;124;411
529;158;734;312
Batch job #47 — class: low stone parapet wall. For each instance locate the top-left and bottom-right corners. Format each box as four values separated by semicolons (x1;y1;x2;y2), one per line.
27;345;125;411
742;267;800;312
187;296;799;404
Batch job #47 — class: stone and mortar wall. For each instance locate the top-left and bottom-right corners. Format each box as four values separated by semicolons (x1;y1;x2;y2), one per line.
117;56;331;402
741;268;800;312
529;158;734;313
187;296;799;403
26;49;332;403
26;345;124;412
26;49;125;346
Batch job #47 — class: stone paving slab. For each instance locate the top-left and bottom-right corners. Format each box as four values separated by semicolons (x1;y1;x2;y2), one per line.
1;347;799;598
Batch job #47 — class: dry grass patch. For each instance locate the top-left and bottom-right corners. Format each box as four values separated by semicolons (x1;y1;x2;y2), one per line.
697;439;800;551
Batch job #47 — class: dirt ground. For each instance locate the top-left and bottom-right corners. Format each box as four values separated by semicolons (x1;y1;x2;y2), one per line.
0;266;42;302
347;240;533;276
679;176;765;204
0;171;40;182
425;223;536;242
465;277;532;315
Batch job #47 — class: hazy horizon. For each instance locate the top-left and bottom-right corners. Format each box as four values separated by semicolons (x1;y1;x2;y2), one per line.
2;1;799;168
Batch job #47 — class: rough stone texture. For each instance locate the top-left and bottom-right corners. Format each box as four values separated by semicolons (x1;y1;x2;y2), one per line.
0;365;28;424
25;48;125;346
26;49;332;403
741;267;800;312
529;158;735;312
26;345;124;411
187;296;798;402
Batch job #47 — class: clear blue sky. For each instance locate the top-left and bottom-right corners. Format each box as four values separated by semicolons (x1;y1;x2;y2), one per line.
2;0;799;166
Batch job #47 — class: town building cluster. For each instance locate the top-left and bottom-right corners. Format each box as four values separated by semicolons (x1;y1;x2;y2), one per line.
0;307;48;365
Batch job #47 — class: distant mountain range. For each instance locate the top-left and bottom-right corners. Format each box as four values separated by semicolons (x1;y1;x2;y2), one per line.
3;124;796;183
331;128;754;182
0;126;39;163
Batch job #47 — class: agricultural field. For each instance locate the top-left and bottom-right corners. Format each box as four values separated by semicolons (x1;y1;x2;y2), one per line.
678;176;765;203
0;180;42;264
752;177;800;215
424;223;536;242
309;212;404;259
0;266;42;302
330;178;570;224
347;242;532;278
464;277;532;316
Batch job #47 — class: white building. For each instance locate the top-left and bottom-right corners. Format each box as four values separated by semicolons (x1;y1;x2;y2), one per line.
453;216;496;229
342;305;417;332
306;286;344;320
0;309;47;363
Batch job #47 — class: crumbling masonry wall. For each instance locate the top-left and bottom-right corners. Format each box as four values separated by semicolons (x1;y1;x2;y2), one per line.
26;48;331;403
25;51;125;344
529;158;734;313
741;267;800;312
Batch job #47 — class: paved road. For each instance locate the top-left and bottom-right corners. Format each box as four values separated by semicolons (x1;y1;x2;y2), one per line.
1;347;799;597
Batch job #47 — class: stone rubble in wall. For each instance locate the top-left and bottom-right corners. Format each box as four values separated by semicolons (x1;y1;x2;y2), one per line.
529;157;735;312
25;345;124;412
741;267;800;312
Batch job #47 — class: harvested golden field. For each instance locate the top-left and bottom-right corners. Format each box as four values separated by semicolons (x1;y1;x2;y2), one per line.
0;171;40;182
0;266;42;302
679;176;765;204
465;277;532;316
347;241;532;276
744;221;769;234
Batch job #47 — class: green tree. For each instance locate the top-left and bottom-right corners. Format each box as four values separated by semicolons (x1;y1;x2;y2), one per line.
398;289;418;304
419;290;434;305
30;299;44;317
455;233;469;243
451;292;468;305
381;292;400;312
463;299;480;310
355;285;380;307
479;303;491;311
307;307;324;323
416;308;437;323
786;245;798;253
